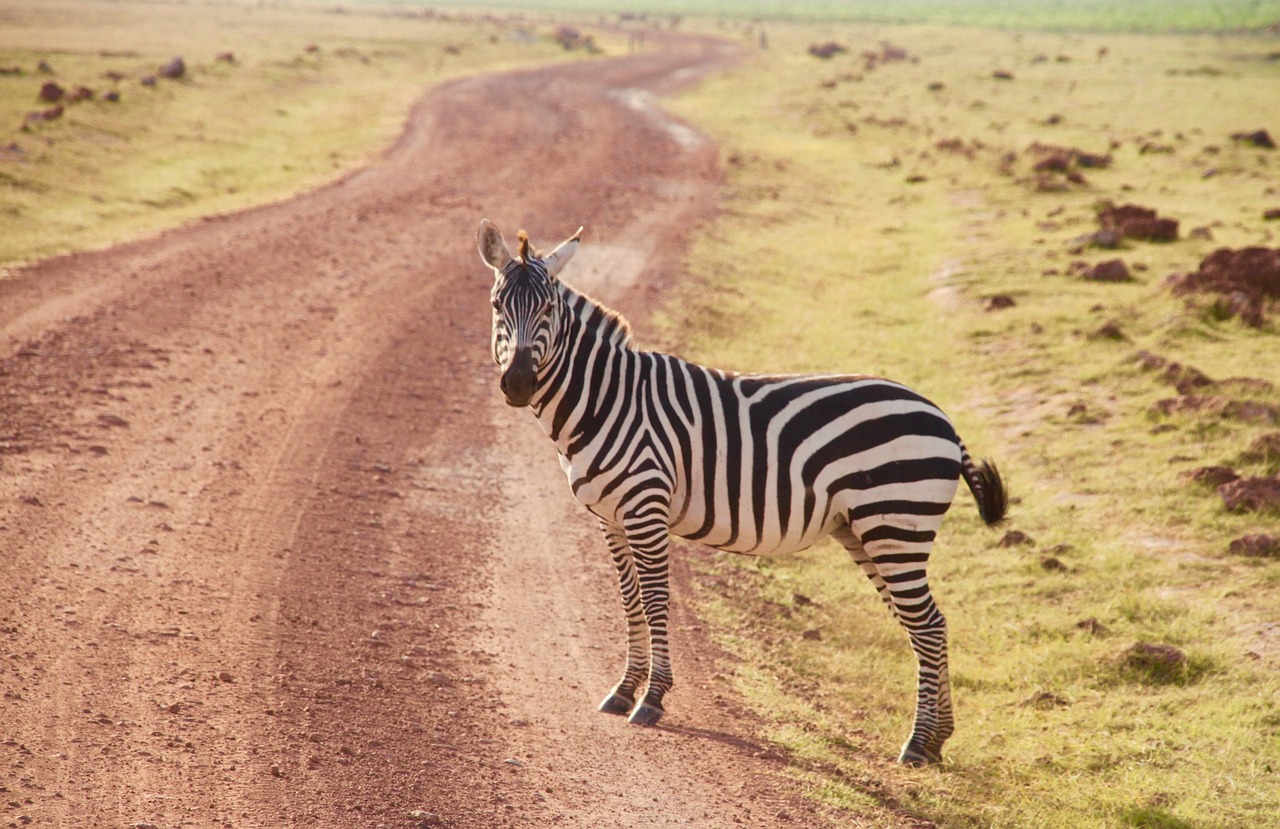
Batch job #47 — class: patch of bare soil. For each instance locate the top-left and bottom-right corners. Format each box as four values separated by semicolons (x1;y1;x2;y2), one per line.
0;36;915;829
1096;201;1179;242
1171;246;1280;327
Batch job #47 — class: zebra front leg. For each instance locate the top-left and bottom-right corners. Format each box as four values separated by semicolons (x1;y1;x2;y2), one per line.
597;521;649;717
624;512;675;726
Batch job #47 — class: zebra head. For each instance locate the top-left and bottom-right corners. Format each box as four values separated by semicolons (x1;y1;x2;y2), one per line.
477;219;582;407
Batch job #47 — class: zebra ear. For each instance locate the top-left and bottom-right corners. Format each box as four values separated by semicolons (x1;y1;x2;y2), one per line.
478;219;513;271
543;227;583;278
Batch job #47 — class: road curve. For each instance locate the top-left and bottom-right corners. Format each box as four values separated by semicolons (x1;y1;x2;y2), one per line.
0;34;888;829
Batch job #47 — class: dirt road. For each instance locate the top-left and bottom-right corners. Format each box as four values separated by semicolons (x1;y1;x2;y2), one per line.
0;36;859;828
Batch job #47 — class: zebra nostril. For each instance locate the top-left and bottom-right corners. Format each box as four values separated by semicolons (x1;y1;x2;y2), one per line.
500;349;536;406
502;373;533;406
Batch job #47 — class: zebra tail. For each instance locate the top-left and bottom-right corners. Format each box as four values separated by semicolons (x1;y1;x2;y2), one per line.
959;441;1009;528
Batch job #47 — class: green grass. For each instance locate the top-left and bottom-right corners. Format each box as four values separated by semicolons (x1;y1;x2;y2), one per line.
0;0;591;267
656;20;1280;829
417;0;1280;32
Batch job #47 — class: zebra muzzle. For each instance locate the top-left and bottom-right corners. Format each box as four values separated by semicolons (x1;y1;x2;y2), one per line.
499;347;537;407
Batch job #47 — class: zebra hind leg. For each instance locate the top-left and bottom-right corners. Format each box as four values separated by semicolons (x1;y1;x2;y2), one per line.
837;520;953;765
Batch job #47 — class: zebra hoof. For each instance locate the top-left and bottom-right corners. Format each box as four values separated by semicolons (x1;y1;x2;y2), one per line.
627;701;664;727
897;742;942;767
598;692;635;716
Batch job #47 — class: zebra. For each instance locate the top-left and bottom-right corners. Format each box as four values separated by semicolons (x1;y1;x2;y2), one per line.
477;219;1007;765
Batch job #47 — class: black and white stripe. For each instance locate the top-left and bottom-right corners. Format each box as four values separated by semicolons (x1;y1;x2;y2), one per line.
478;221;1007;765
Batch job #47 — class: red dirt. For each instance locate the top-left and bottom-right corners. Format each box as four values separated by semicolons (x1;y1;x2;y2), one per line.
1218;475;1280;513
1172;246;1280;327
0;38;916;829
1096;202;1178;242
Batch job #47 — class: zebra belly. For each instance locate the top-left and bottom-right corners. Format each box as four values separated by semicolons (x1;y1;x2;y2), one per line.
666;477;842;555
672;514;840;557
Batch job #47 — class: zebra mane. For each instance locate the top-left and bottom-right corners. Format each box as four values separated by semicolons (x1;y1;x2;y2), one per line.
516;229;540;264
564;283;635;350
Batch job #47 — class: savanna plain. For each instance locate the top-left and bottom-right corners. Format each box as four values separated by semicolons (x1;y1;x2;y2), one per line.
3;1;1280;828
659;11;1280;829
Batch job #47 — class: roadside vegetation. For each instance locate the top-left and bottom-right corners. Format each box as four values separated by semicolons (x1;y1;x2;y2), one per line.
425;0;1280;32
0;0;592;267
656;17;1280;829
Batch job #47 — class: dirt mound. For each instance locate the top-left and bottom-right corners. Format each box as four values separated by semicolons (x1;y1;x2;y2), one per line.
37;80;64;102
1117;642;1198;685
1229;534;1280;557
1218;475;1280;512
808;41;846;59
1184;465;1240;487
1238;432;1280;472
1029;142;1111;168
934;137;985;159
22;105;63;127
861;42;914;70
1152;395;1278;424
1083;259;1133;282
1231;129;1276;149
553;26;598;52
157;56;185;79
1172;246;1280;327
997;529;1034;547
1097;201;1179;242
1023;143;1111;190
1133;349;1200;382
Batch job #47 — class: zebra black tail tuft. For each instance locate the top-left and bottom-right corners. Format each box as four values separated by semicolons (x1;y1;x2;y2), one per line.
960;450;1009;528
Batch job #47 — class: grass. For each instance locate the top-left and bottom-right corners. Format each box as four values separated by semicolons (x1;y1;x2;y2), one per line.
0;0;593;268
654;19;1280;829
416;0;1280;32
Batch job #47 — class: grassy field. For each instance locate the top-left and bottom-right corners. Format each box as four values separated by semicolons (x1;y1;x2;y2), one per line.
418;0;1280;32
0;0;593;268
656;20;1280;829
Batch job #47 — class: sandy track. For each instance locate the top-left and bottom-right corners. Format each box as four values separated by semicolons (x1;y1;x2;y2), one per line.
0;35;859;829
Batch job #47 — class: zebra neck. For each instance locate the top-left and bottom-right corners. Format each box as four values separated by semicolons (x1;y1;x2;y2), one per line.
561;284;634;351
530;286;639;452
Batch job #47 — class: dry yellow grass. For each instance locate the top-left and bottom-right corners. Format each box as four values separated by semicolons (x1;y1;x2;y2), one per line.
0;0;592;267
